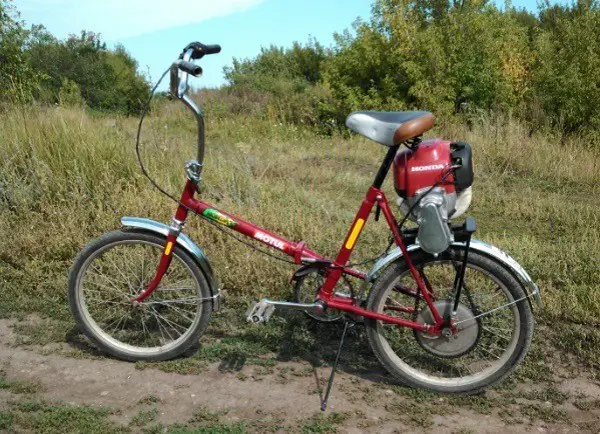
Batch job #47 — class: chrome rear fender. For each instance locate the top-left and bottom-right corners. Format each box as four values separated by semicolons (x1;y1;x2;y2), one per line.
120;217;220;309
366;239;541;309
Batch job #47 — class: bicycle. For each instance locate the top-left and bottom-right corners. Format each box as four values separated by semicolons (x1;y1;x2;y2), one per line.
68;42;541;408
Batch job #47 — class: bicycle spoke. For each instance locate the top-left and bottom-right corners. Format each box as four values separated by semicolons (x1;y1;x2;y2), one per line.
155;286;195;292
89;264;130;292
109;313;129;335
104;253;135;292
150;307;177;343
150;309;186;336
86;280;130;298
156;303;196;324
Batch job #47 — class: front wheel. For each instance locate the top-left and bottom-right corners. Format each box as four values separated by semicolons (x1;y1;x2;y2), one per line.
365;247;534;394
68;229;213;361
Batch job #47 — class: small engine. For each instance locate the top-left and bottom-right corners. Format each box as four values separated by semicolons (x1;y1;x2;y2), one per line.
393;140;474;254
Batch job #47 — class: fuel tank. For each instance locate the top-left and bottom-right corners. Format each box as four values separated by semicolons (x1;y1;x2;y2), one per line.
393;139;455;198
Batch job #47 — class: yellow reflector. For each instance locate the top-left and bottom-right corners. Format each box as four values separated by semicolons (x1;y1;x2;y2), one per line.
345;218;365;250
164;241;173;256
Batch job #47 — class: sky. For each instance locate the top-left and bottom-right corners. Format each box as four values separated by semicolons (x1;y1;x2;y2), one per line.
14;0;542;89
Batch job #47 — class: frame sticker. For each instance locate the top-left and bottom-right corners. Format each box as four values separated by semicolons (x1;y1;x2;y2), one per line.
202;208;237;227
345;218;365;250
255;231;285;250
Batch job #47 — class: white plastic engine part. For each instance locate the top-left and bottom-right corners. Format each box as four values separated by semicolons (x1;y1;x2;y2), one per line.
397;187;455;254
450;187;472;219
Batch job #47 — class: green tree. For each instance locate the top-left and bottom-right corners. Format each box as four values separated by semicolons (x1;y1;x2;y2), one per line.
0;0;39;103
324;0;533;117
27;31;150;114
58;78;84;107
531;0;600;134
223;40;334;128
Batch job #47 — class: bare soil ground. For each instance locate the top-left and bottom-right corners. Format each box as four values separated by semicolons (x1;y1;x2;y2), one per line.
1;314;600;433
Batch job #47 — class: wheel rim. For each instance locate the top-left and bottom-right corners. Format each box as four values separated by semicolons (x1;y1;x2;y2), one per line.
374;258;521;388
76;239;203;356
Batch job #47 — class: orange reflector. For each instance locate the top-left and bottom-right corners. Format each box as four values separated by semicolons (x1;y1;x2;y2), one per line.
164;241;173;256
345;218;365;250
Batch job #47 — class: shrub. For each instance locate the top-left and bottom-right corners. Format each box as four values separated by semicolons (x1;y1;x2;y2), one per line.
531;0;600;135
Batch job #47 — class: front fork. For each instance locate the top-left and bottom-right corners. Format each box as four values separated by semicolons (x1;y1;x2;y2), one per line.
133;170;197;304
132;221;184;303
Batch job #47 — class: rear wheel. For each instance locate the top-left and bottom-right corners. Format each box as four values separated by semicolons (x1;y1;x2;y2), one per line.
68;230;213;361
365;247;534;394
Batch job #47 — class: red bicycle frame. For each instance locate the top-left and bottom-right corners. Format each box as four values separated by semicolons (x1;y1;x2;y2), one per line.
135;146;446;335
130;47;449;335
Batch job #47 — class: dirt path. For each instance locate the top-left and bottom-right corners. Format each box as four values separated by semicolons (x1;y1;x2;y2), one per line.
0;317;599;433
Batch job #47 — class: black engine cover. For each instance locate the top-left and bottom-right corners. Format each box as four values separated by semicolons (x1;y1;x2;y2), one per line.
451;142;474;192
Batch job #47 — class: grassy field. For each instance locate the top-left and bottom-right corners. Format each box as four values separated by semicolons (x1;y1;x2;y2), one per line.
0;103;600;366
2;102;599;320
1;101;600;430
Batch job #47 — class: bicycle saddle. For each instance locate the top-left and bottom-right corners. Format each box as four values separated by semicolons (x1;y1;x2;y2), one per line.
346;111;435;146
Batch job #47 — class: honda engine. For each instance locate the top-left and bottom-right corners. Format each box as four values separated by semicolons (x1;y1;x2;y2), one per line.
393;140;474;254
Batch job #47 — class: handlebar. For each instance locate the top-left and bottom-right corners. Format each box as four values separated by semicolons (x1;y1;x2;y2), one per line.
169;42;221;98
167;42;221;180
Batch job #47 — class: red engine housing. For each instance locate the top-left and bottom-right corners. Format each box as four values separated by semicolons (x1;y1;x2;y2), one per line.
393;139;455;198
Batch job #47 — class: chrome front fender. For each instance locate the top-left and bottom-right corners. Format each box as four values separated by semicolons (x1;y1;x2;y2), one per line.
366;239;541;309
120;217;219;301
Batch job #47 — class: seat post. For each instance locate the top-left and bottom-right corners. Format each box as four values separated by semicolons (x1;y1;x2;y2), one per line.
372;145;400;189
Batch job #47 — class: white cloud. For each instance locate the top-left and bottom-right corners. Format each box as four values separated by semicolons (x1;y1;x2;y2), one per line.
16;0;265;40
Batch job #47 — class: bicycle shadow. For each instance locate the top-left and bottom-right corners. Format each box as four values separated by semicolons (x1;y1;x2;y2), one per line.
206;308;395;386
64;307;396;388
65;326;105;357
275;312;394;385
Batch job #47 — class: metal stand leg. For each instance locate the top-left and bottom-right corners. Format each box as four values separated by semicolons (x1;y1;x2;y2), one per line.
321;320;350;411
452;235;471;314
453;218;476;315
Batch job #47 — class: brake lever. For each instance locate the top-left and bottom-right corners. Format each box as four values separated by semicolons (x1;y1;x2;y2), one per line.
181;42;207;59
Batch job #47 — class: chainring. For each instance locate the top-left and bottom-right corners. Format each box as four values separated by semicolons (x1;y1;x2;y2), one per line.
293;269;352;322
414;300;482;358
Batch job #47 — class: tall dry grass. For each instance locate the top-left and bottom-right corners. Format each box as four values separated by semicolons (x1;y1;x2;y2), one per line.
1;102;599;328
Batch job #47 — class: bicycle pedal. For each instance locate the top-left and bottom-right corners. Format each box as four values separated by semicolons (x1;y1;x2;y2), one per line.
245;299;275;324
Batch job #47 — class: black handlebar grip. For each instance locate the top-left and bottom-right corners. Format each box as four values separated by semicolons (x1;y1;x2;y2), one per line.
203;44;221;55
182;42;222;59
178;61;203;77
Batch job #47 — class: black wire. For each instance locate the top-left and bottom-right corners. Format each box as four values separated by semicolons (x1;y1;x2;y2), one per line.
135;68;183;205
202;218;296;264
134;68;296;265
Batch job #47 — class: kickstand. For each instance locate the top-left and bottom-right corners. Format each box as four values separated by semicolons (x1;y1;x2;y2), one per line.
320;320;350;411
